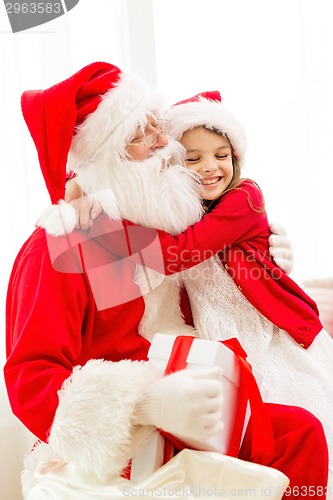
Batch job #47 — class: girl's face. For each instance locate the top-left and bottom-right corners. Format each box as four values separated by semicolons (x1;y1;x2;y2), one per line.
180;127;234;201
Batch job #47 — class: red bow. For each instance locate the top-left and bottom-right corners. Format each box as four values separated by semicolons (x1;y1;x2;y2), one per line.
159;335;274;462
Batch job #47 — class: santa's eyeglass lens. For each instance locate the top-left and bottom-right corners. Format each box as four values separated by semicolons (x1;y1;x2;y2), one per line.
130;127;164;148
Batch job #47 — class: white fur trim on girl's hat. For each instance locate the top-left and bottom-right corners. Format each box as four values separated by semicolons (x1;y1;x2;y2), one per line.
164;91;247;167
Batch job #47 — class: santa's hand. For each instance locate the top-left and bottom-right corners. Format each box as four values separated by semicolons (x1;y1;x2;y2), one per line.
65;178;102;229
133;367;224;440
268;222;294;275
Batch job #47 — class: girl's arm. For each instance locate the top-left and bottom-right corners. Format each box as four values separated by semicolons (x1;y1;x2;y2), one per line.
89;181;270;275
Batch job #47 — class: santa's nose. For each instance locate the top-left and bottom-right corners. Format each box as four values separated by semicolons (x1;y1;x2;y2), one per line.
152;131;168;149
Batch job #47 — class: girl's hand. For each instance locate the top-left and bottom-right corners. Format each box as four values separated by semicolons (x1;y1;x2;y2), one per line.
65;178;102;230
268;222;294;275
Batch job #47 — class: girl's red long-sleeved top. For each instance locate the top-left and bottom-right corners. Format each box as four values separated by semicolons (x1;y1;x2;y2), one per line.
89;180;322;349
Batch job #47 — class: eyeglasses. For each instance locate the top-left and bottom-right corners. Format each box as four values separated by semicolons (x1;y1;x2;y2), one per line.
129;128;164;148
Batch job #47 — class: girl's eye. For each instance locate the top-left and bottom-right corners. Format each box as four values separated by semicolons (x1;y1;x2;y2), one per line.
216;154;228;159
185;158;200;163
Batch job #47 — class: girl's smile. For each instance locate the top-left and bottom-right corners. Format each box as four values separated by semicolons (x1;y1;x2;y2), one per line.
201;176;224;186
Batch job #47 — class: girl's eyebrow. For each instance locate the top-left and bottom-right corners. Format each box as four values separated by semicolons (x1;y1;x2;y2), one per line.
186;144;231;154
185;148;200;154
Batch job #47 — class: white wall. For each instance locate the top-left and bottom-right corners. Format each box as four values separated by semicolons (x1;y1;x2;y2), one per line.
153;0;333;282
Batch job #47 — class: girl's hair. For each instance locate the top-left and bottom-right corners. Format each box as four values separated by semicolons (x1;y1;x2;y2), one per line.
201;127;264;214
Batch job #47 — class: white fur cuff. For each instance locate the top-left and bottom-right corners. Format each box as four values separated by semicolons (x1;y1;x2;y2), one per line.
48;359;157;481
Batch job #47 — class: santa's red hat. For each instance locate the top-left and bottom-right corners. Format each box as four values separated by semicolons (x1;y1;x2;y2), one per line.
164;90;247;166
22;61;165;235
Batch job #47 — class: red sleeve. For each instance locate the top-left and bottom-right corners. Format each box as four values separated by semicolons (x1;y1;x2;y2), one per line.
5;232;89;441
155;181;268;274
89;181;269;275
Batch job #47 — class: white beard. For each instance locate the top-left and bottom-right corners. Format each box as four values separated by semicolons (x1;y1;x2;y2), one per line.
75;139;201;341
75;139;203;235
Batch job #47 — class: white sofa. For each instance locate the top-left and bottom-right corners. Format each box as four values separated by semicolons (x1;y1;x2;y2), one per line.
0;378;35;500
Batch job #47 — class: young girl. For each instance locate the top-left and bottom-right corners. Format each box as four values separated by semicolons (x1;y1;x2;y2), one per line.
84;90;333;486
158;91;333;487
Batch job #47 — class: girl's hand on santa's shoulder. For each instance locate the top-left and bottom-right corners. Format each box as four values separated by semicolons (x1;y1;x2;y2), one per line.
268;222;294;275
65;178;102;230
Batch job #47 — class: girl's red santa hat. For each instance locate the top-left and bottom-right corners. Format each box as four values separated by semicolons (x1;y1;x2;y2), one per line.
21;61;165;235
164;90;247;167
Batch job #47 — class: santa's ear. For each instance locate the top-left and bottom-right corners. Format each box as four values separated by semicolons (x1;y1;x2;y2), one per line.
36;201;77;236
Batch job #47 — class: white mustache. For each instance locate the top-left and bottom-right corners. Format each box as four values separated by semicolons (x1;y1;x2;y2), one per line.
146;137;185;169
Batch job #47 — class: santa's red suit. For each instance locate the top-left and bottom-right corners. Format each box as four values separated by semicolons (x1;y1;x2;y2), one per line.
4;62;329;498
5;219;329;498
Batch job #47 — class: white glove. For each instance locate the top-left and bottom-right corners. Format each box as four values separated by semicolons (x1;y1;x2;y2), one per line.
133;367;224;441
268;222;294;275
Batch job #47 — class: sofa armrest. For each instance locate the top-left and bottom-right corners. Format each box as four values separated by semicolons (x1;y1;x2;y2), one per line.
303;278;333;338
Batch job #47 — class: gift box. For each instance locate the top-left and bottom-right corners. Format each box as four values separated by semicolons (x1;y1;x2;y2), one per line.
129;431;165;483
130;334;272;483
148;333;244;455
150;334;270;456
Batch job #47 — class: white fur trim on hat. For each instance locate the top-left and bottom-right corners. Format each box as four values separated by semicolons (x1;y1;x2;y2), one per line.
68;72;166;172
36;200;77;237
164;97;247;167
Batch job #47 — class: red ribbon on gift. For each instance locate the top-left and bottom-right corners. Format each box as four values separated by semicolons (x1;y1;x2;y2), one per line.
159;335;274;463
222;337;274;461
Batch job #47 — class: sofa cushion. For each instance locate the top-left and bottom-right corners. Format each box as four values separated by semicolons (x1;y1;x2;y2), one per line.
304;278;333;338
